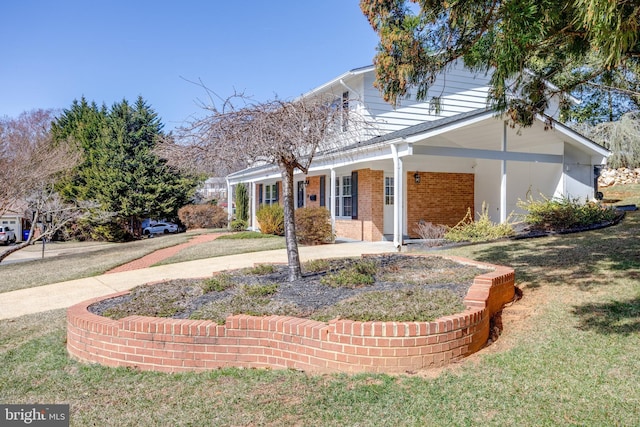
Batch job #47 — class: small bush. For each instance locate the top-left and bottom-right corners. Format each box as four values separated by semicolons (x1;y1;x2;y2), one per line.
444;203;514;243
256;204;284;236
90;221;133;242
518;195;618;231
178;204;228;229
321;259;377;288
303;259;331;273
413;221;448;247
295;207;334;245
244;283;279;297
201;274;235;293
230;219;247;232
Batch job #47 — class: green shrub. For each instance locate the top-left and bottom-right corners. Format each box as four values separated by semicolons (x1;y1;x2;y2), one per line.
230;219;247;232
321;259;377;288
244;283;279;297
295;207;334;245
256;204;284;236
518;195;618;230
235;183;249;222
178;204;228;229
90;221;133;242
303;259;331;273
444;203;514;243
201;273;235;293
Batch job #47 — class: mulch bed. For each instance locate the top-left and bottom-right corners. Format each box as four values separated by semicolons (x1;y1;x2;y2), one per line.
89;254;490;321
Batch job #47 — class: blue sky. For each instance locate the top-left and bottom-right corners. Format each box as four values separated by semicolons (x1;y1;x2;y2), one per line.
1;1;380;130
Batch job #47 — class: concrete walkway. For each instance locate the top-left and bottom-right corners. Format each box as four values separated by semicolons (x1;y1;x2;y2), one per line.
0;241;397;320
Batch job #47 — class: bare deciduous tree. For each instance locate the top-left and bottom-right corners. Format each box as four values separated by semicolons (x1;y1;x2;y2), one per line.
160;94;361;281
0;109;86;263
0;110;79;217
0;186;99;263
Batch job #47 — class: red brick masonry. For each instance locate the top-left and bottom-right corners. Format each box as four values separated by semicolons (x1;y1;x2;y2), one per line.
67;255;515;374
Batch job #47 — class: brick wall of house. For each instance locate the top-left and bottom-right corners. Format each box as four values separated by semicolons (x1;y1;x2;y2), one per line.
407;172;474;238
67;255;515;374
334;169;384;241
304;176;321;209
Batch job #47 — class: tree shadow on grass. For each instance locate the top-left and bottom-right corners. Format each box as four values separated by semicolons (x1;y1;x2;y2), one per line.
573;296;640;335
462;212;640;291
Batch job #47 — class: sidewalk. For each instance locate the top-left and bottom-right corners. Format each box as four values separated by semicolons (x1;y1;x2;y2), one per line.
0;241;397;320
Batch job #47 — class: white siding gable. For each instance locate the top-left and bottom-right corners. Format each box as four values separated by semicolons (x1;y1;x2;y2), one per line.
361;60;492;135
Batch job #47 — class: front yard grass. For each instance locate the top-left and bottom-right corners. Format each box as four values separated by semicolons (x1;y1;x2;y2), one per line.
0;230;281;294
1;186;639;425
153;235;285;266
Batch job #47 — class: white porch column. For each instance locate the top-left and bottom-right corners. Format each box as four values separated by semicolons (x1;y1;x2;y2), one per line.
250;181;256;231
500;121;507;223
330;168;336;237
226;180;233;227
391;144;403;250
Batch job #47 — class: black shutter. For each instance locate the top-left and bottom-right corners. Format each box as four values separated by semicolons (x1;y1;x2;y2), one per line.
275;182;280;202
297;181;304;208
319;175;326;207
258;184;263;205
351;171;358;219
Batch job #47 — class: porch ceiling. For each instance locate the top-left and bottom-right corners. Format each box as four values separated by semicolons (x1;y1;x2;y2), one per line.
411;117;566;153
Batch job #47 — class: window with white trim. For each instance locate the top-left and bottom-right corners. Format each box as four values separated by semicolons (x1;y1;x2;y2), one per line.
385;177;394;205
334;176;352;217
264;184;277;205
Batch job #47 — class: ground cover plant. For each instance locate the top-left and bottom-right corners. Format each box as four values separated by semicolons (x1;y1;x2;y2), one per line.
1;185;638;425
91;255;484;324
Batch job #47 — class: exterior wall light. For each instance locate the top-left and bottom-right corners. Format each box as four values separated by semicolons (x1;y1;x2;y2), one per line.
414;172;421;184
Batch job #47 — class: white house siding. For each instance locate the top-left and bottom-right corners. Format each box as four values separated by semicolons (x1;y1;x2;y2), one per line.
563;143;598;200
362;60;492;134
473;159;563;222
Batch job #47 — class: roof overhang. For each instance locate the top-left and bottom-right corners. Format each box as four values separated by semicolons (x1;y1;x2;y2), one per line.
300;65;374;99
227;108;610;184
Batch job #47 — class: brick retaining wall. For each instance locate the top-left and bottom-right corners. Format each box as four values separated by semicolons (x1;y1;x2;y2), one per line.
67;255;515;374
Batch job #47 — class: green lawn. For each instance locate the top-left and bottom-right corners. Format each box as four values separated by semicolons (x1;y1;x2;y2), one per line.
0;230;281;293
1;187;639;425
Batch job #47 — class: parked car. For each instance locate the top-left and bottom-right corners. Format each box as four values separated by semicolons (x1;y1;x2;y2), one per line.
0;226;17;245
142;222;179;236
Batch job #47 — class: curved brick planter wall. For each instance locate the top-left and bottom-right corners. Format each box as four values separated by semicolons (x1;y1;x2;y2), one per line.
67;255;515;374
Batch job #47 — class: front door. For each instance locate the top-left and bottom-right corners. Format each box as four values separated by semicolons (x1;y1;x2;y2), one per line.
383;176;394;235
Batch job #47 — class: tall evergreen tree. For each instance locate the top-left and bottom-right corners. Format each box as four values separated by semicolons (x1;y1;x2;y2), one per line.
360;0;640;127
53;96;199;238
235;183;249;222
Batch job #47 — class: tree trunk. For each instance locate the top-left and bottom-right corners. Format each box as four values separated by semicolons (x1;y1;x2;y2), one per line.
280;164;302;281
